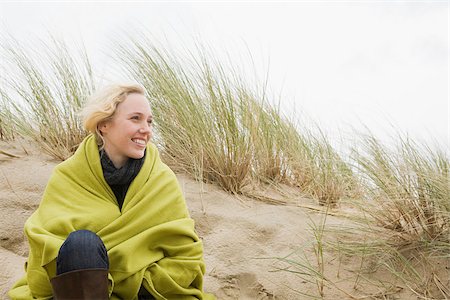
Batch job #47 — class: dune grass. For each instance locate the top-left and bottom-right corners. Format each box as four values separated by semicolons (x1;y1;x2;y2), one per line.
270;131;448;299
115;34;359;201
355;134;449;245
349;134;449;298
0;36;94;159
289;133;450;299
115;38;253;193
0;89;17;141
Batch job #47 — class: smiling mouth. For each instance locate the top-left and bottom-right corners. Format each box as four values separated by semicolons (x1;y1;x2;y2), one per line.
132;138;146;146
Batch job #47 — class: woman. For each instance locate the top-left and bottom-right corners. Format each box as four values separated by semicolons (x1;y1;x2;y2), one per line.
9;84;214;299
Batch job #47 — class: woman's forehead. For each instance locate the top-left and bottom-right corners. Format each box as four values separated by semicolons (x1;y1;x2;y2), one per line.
117;94;152;114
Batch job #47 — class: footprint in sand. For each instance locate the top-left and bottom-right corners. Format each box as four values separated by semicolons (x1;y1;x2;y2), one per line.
219;272;277;300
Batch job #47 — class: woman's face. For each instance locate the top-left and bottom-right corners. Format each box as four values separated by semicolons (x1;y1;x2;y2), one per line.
100;93;153;168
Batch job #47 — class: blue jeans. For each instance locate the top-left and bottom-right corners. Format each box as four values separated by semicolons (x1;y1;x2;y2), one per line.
56;230;109;275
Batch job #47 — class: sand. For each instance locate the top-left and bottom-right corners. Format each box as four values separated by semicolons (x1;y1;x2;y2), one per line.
0;140;417;299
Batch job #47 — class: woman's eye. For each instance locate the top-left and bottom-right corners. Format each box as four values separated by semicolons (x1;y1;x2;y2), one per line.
147;119;153;125
131;116;139;120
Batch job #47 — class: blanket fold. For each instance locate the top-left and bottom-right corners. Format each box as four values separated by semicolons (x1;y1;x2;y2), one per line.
9;134;214;300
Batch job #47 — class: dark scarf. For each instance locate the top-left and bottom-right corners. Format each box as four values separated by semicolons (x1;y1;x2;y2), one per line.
100;149;145;210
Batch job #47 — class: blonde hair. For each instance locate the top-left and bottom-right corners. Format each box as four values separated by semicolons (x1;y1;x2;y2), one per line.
82;83;146;146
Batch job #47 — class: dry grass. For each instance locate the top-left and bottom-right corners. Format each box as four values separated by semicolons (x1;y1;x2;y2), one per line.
353;134;449;298
115;34;358;201
276;131;448;299
116;38;252;193
355;134;449;246
1;36;94;159
0;90;17;141
307;133;450;299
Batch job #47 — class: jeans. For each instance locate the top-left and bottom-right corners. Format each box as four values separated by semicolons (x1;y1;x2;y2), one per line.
56;230;154;299
56;230;109;275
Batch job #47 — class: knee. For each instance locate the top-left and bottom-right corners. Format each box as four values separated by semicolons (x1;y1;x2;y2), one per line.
61;230;105;254
57;230;109;275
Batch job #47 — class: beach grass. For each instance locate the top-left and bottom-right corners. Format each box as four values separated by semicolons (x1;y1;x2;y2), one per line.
349;133;449;298
1;33;448;299
0;88;17;141
290;133;450;299
115;34;359;202
0;36;94;159
355;133;449;245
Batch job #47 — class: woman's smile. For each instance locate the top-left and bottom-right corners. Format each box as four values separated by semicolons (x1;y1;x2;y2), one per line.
132;138;146;146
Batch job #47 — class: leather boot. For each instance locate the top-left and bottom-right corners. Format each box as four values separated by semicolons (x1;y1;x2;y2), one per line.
50;268;109;300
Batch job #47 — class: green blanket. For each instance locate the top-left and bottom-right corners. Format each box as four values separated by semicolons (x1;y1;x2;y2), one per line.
9;134;214;300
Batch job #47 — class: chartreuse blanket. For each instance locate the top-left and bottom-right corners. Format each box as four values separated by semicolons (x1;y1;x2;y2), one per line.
9;134;214;300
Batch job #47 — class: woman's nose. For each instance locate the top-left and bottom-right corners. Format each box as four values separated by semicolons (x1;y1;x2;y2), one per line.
139;123;151;134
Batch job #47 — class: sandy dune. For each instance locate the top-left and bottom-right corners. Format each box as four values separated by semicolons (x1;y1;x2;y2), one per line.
1;140;415;299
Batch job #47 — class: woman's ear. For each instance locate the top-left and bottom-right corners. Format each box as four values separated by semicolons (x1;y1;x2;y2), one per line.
98;121;109;134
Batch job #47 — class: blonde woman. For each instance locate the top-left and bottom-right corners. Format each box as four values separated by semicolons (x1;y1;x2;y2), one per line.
9;84;214;300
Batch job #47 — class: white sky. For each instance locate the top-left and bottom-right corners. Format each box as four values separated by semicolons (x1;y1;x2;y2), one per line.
0;1;448;150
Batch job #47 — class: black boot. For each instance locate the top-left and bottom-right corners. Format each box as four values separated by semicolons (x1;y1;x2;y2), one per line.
50;268;109;300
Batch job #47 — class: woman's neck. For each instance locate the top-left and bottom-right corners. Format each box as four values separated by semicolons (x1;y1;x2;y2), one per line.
102;148;128;169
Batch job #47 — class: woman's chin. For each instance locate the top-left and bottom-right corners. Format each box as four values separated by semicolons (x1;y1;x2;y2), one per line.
128;149;146;159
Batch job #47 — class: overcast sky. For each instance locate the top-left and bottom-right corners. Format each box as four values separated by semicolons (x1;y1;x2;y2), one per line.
1;1;448;150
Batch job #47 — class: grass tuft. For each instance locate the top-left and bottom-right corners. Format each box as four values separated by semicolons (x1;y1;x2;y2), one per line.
115;33;358;201
1;35;94;159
